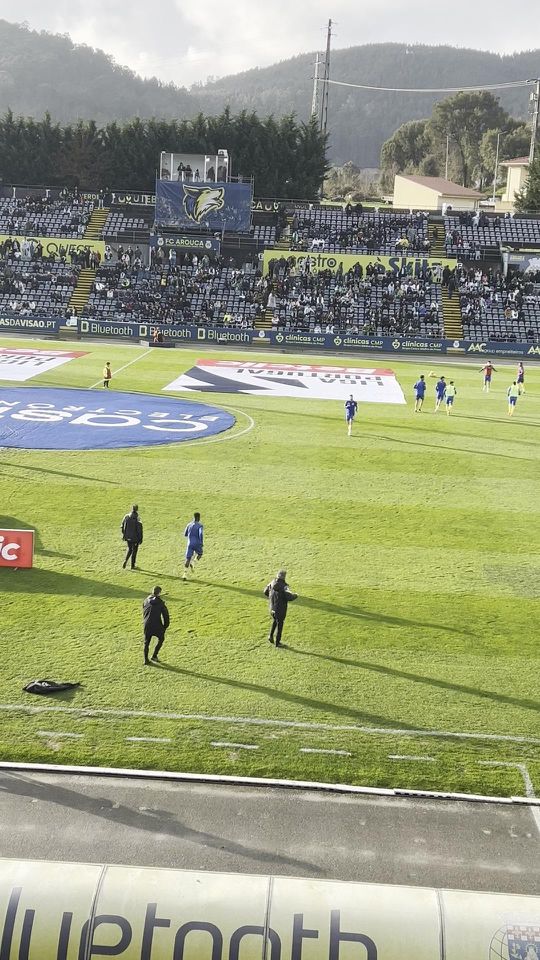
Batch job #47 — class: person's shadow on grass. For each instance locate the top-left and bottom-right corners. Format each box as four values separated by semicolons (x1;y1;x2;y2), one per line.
193;579;469;636
286;647;540;716
151;661;422;731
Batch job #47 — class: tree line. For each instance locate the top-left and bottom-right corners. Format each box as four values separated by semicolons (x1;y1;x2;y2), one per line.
380;91;533;193
0;108;328;199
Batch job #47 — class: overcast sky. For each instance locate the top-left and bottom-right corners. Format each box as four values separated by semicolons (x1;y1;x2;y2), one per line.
3;0;538;86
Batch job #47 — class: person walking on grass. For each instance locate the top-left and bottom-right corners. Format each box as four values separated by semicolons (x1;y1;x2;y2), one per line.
445;380;457;415
103;361;112;388
507;381;519;416
121;504;143;570
434;375;446;412
142;585;170;665
182;511;203;580
344;394;358;436
517;361;525;395
264;569;297;647
413;375;426;412
480;361;496;393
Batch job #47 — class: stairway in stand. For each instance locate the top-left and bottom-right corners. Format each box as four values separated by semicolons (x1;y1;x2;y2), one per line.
273;216;292;251
441;288;463;339
429;215;464;338
84;206;110;240
68;268;96;315
427;218;446;257
254;309;274;330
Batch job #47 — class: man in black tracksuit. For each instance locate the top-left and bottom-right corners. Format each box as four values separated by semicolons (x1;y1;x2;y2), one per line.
264;569;298;647
121;504;143;570
142;585;170;665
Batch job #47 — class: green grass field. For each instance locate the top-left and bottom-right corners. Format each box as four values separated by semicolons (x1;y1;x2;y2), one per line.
1;335;539;798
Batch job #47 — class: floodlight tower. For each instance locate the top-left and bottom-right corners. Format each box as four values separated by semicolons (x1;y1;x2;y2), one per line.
529;78;540;164
311;53;321;121
320;19;333;138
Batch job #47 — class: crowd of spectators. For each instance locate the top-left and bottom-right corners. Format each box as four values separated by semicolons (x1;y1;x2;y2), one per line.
289;208;430;255
83;253;263;328
0;258;79;318
457;264;540;342
0;236;100;268
265;256;442;336
0;189;94;239
445;210;540;257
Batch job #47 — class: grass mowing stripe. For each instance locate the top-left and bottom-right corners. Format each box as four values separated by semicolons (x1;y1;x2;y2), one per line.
87;348;150;389
1;340;539;797
1;703;539;746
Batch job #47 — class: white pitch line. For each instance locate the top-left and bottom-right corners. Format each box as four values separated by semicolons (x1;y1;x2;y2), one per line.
479;760;540;836
126;736;172;744
300;748;352;757
88;349;149;389
3;702;539;747
389;754;436;762
211;741;259;750
187;405;255;447
37;730;83;740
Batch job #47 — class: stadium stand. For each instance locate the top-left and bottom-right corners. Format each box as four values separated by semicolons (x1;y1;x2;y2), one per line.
444;211;540;257
103;209;152;241
265;257;442;336
289;207;430;254
0;257;80;317
458;265;540;342
252;223;277;245
83;261;264;327
0;194;94;238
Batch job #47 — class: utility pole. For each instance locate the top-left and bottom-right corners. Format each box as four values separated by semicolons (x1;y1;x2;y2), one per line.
445;135;450;180
529;78;540;165
320;19;333;137
311;53;321;121
492;131;500;203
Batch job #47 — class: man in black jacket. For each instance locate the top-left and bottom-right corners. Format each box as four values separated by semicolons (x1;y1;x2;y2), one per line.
121;504;143;570
264;569;298;647
142;586;170;665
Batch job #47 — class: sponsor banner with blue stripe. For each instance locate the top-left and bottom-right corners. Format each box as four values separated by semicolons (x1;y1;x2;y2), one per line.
74;317;540;357
0;315;61;335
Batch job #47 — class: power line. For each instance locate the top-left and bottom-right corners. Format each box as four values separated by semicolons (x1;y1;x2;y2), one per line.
316;77;534;94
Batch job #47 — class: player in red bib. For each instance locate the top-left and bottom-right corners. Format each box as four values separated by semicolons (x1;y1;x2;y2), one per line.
480;361;497;393
517;361;525;395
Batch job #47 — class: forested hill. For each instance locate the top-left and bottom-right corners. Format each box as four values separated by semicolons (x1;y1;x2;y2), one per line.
0;19;538;167
198;45;539;166
0;20;194;125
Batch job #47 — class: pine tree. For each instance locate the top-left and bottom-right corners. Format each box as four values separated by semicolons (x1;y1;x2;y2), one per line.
515;156;540;212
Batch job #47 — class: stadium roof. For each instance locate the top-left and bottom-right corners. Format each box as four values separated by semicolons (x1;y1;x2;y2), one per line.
499;156;530;167
396;175;482;198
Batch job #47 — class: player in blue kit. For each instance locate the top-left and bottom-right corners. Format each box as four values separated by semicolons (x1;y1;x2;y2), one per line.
414;375;426;412
344;394;358;436
182;511;203;580
434;375;446;412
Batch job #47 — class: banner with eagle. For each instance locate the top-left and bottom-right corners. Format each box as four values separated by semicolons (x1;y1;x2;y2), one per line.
155;180;253;232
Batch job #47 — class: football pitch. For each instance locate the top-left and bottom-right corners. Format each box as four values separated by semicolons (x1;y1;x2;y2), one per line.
1;336;539;799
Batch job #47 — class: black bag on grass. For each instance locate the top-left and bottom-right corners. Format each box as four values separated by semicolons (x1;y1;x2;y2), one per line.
23;679;81;695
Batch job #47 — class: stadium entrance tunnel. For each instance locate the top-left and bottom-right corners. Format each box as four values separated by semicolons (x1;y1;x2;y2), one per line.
0;387;236;450
0;859;539;959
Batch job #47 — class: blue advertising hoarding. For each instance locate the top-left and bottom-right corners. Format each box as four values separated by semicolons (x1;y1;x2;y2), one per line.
155;180;253;232
150;234;221;255
0;315;61;336
74;316;540;358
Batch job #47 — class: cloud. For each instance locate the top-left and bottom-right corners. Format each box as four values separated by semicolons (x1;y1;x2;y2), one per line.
0;0;538;87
